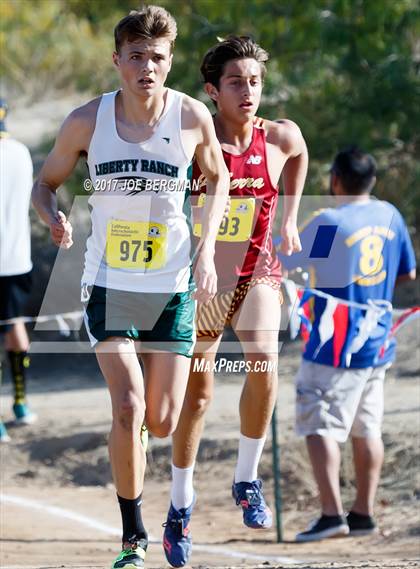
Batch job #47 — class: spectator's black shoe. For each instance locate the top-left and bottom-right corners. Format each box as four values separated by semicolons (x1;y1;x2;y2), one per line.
296;514;349;542
347;511;378;536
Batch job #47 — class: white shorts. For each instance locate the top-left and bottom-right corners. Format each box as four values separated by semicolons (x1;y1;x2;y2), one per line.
295;360;389;443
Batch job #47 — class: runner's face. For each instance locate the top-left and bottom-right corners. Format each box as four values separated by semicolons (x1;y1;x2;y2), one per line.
113;38;173;97
208;58;263;121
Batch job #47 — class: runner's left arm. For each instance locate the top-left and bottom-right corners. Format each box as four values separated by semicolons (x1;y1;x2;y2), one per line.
276;120;308;256
192;102;230;302
278;214;319;271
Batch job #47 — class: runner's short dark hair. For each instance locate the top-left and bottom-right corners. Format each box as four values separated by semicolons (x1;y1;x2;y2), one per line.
201;35;269;88
331;146;377;195
114;5;177;53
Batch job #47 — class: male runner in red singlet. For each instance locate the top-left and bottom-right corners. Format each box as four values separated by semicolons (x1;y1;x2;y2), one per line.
163;36;308;567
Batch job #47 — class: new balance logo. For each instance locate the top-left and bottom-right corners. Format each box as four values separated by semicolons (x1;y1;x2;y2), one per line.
246;154;262;165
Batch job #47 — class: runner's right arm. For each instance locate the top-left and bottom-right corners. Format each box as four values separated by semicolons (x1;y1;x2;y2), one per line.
32;101;96;248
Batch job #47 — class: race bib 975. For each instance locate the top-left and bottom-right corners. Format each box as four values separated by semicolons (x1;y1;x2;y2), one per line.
106;220;167;270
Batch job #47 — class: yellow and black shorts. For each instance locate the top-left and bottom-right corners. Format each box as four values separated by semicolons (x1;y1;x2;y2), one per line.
196;276;283;339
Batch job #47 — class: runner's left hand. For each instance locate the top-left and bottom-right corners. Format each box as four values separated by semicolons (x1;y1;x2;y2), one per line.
193;250;217;303
279;221;301;256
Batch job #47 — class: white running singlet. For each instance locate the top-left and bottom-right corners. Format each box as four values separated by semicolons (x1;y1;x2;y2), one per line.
83;89;193;293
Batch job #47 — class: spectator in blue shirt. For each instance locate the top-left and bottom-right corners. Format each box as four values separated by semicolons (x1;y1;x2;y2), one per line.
280;146;416;542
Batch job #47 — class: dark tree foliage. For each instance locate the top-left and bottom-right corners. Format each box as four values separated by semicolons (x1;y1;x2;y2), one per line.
1;0;418;235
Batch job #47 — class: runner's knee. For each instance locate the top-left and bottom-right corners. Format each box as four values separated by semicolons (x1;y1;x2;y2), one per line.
116;391;145;433
238;332;279;356
147;415;177;438
185;388;212;417
244;352;279;374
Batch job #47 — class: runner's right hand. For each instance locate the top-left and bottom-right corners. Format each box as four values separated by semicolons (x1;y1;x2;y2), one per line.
50;211;73;249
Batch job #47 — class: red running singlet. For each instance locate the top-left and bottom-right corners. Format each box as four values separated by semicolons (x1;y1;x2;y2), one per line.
192;118;282;291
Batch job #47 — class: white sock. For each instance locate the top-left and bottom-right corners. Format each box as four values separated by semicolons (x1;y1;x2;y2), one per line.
171;463;195;510
234;433;266;483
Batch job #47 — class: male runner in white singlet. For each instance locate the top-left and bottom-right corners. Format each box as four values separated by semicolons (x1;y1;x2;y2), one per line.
32;6;229;568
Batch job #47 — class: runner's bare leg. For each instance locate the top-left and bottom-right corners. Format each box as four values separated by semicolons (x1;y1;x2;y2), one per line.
142;351;192;439
232;284;280;438
172;336;223;468
96;338;146;498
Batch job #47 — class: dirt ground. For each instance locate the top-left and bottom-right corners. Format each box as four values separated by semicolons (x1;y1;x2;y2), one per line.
1;324;419;569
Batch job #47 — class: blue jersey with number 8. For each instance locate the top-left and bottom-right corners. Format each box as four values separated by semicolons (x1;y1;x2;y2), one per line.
281;199;416;368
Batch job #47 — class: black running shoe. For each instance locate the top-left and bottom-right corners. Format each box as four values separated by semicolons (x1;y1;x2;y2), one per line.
347;511;378;536
296;514;349;542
